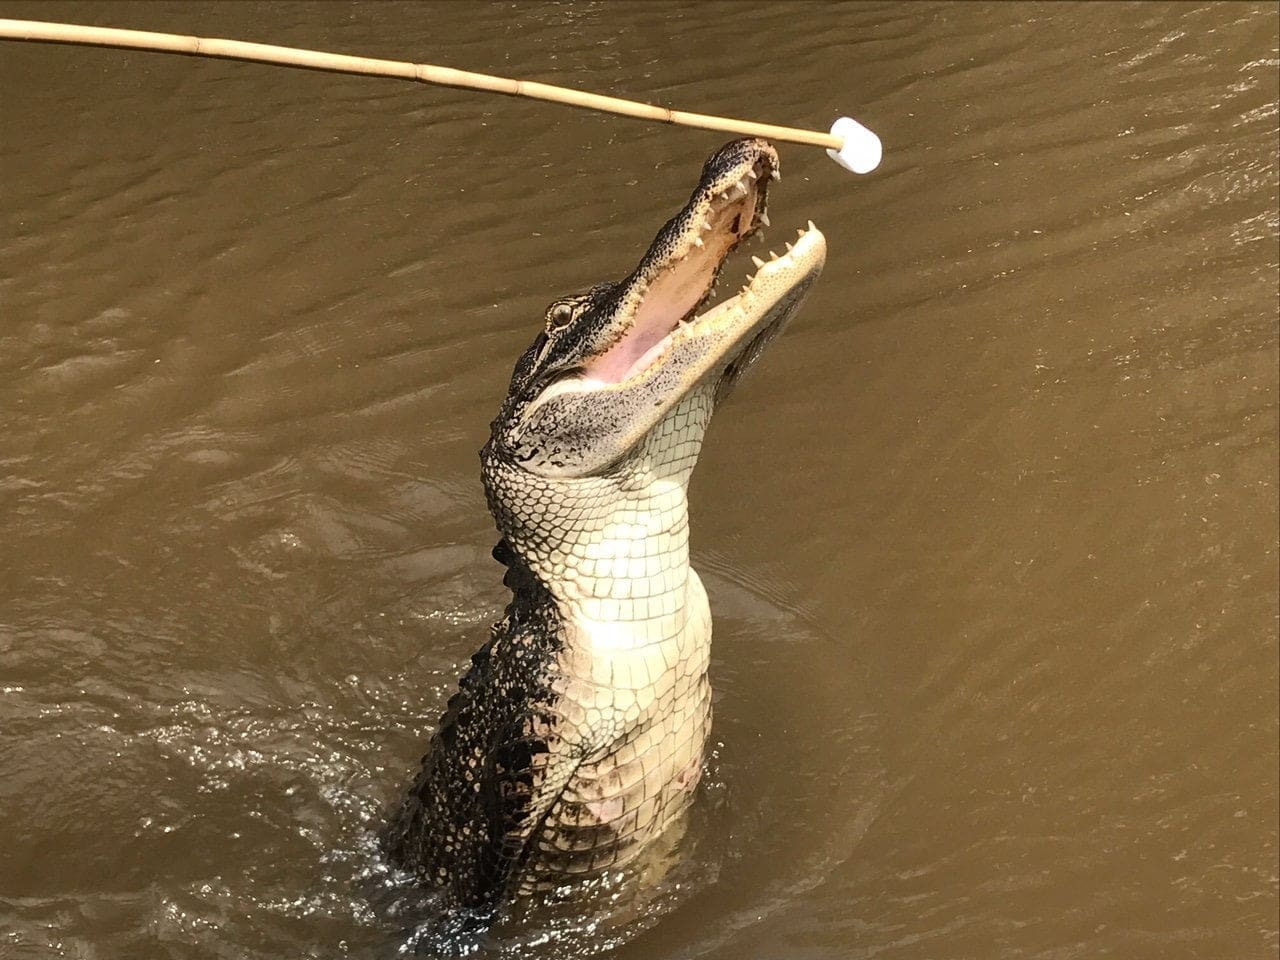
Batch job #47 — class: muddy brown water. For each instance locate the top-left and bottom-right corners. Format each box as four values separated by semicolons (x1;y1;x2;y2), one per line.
1;1;1277;957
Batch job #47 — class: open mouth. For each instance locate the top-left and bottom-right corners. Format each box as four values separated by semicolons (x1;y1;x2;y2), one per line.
580;148;823;386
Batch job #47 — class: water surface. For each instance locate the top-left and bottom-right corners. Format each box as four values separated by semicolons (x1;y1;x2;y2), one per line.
1;2;1276;958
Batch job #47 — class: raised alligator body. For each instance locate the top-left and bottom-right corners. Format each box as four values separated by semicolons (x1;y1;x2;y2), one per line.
385;139;826;914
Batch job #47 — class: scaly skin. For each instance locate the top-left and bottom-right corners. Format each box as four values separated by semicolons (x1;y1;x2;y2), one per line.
385;139;826;915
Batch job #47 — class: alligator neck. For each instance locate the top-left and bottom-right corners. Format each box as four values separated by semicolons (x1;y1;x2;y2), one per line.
502;483;694;650
483;393;711;650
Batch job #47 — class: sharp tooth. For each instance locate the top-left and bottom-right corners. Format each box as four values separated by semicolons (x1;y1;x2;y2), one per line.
760;211;771;227
772;169;782;182
731;181;749;199
746;169;758;180
709;288;718;300
796;227;805;238
751;255;765;269
807;219;817;232
785;241;793;252
719;191;730;202
770;251;779;261
692;236;704;248
702;218;713;231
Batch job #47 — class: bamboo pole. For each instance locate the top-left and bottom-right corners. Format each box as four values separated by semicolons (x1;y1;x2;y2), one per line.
0;18;844;151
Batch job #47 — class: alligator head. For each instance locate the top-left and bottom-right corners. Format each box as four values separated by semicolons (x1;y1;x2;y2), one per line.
388;139;825;919
484;138;825;484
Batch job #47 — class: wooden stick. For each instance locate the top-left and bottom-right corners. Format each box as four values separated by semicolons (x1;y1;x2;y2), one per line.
0;18;843;150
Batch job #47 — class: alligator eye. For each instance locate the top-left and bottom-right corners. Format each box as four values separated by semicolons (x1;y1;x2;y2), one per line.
546;302;576;333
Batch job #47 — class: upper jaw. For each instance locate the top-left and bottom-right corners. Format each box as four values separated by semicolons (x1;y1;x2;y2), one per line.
577;140;780;385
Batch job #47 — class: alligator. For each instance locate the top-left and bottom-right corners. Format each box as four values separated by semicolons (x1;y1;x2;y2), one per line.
384;138;826;918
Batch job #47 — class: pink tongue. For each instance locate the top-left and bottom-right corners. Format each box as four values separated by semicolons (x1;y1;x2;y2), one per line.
585;325;674;383
583;206;730;383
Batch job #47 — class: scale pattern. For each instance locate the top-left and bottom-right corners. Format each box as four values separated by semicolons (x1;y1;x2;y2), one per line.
387;391;716;909
383;542;568;911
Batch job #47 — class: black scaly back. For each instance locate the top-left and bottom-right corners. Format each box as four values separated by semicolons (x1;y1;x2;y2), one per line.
383;539;567;915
